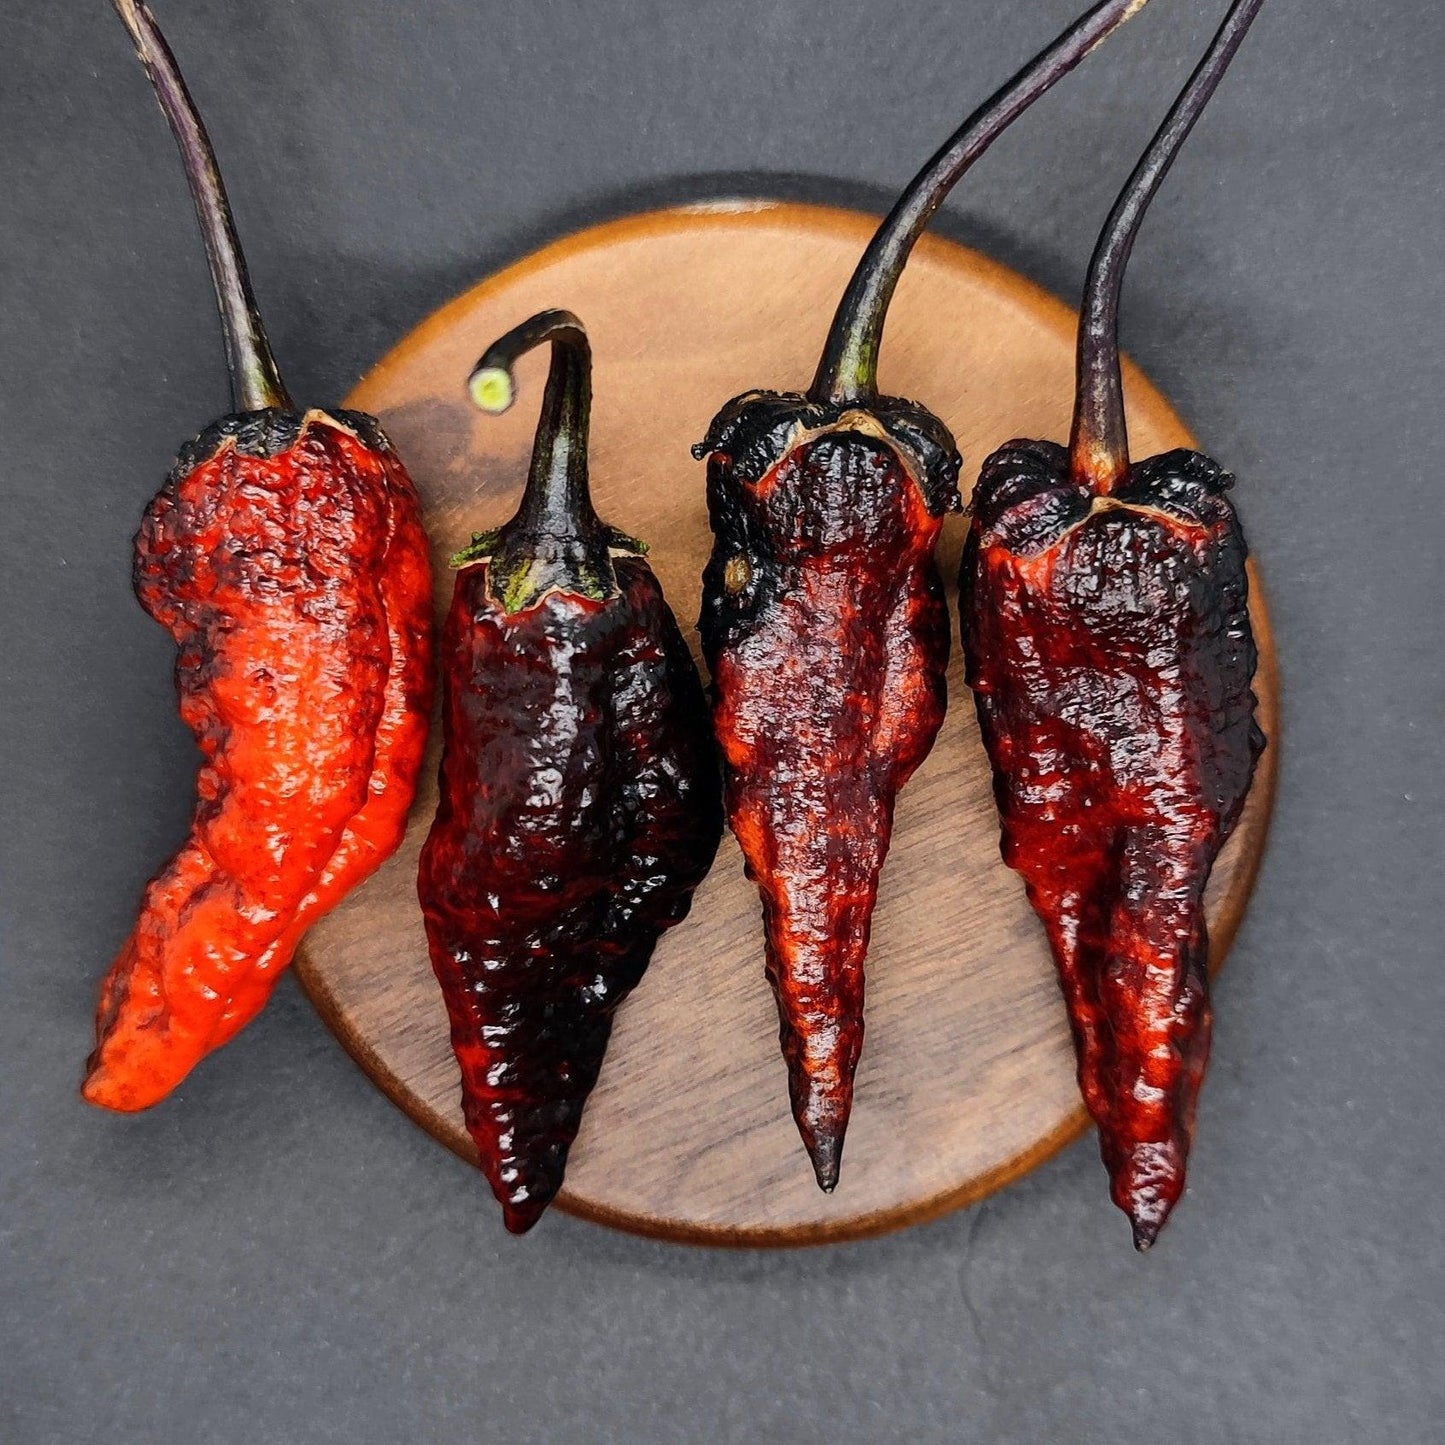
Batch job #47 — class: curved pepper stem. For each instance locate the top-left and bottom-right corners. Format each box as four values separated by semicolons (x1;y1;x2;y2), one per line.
809;0;1152;408
461;310;643;613
112;0;293;414
1070;0;1266;492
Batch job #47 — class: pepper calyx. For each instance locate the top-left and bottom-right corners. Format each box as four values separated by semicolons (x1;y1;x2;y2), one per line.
695;389;962;516
466;310;648;612
449;529;503;571
606;528;648;557
484;526;619;614
165;406;393;483
973;440;1241;555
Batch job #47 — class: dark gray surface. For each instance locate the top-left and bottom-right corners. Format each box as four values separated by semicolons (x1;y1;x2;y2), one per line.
3;0;1441;1440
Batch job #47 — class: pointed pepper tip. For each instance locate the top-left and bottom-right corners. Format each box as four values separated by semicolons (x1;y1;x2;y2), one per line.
806;1130;845;1193
1130;1216;1163;1253
79;1063;151;1114
499;1195;550;1236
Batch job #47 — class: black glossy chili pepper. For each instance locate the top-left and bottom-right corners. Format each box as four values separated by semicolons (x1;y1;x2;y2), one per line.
694;0;1151;1189
417;311;723;1233
84;0;433;1111
960;0;1267;1248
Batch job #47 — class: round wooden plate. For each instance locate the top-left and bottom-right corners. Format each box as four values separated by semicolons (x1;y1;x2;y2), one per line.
295;201;1279;1247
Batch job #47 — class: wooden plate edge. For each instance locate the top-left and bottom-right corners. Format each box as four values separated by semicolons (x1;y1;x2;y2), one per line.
294;199;1282;1250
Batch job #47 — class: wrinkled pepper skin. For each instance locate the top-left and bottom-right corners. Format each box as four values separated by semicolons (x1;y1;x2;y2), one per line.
962;440;1263;1244
958;0;1268;1246
87;0;435;1112
696;394;959;1188
84;411;434;1111
419;310;722;1232
691;0;1150;1188
419;557;721;1233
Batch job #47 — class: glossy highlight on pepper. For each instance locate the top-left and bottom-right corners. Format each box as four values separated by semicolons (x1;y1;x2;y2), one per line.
695;0;1152;1190
959;0;1268;1248
82;0;433;1111
418;311;722;1233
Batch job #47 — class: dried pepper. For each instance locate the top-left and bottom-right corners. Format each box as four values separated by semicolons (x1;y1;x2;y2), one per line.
695;0;1151;1189
83;0;433;1112
960;0;1267;1247
418;311;722;1233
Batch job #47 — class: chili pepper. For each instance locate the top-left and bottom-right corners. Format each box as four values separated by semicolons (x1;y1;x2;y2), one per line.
82;0;434;1112
417;311;722;1233
960;0;1267;1248
694;0;1151;1190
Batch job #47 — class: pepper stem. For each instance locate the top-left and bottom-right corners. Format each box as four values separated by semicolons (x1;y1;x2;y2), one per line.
809;0;1152;407
1070;0;1266;492
462;310;642;613
112;0;292;414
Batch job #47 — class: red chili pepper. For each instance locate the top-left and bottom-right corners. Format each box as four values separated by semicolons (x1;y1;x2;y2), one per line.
960;0;1267;1247
695;0;1151;1189
418;312;722;1233
82;0;434;1112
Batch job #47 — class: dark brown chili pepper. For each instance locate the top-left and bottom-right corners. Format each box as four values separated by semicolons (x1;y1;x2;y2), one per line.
82;0;434;1112
694;0;1151;1189
960;0;1267;1248
417;311;722;1233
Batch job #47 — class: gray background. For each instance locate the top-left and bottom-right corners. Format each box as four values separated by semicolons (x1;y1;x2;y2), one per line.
3;0;1441;1440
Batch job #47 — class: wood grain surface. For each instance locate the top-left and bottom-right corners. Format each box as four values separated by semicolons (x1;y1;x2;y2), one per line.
294;201;1279;1248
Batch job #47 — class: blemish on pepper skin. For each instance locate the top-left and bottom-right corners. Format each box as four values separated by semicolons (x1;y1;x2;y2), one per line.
723;556;752;594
